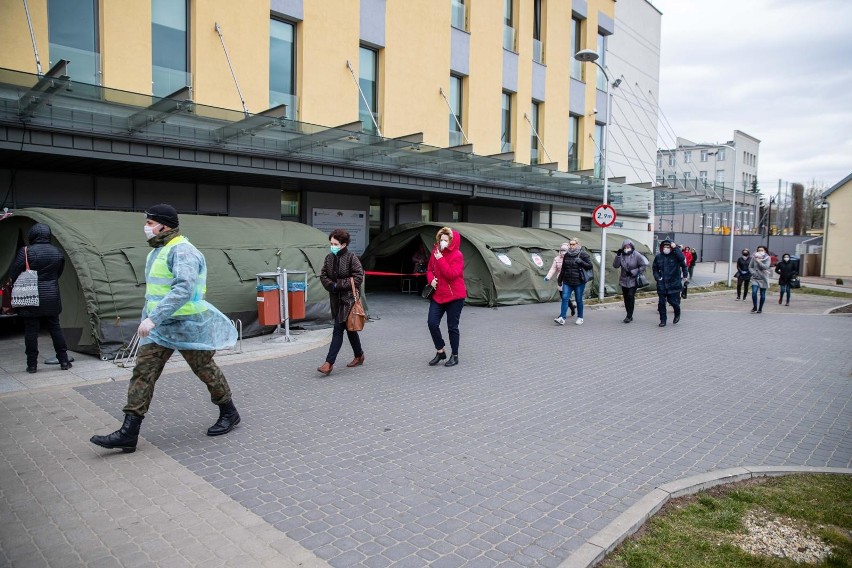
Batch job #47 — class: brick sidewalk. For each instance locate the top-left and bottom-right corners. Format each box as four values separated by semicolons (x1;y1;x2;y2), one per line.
2;292;851;567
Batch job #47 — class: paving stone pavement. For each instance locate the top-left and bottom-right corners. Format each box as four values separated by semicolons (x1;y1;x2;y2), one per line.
1;291;850;567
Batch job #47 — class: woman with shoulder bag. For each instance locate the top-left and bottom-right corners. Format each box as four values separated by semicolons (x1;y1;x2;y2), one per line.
426;227;466;367
545;242;576;324
748;245;772;314
6;223;72;373
557;239;592;325
775;253;798;306
317;229;365;376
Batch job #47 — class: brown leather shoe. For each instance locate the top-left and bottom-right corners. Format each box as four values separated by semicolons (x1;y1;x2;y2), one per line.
317;362;333;376
346;354;365;368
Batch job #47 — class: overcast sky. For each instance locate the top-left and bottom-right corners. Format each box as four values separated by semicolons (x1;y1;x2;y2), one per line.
650;0;852;191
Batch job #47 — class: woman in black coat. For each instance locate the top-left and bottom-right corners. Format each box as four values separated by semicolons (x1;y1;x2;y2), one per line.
6;223;71;373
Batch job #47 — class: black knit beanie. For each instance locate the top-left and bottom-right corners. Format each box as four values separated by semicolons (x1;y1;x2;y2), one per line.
145;204;179;228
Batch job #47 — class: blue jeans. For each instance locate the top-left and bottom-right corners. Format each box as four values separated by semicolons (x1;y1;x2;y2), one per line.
561;282;585;318
428;298;464;355
751;284;766;310
325;317;363;364
779;284;791;303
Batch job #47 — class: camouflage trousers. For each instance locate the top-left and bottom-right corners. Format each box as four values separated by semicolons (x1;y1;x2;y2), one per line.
123;343;232;417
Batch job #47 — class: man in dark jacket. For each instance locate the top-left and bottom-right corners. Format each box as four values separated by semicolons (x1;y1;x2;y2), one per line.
6;223;72;373
652;239;688;327
775;254;798;306
736;248;751;300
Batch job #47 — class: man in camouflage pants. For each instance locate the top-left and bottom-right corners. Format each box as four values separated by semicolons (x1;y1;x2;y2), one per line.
91;204;241;453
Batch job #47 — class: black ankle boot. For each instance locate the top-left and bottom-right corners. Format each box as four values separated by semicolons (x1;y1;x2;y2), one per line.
207;400;241;436
444;354;459;367
428;352;447;366
90;414;143;453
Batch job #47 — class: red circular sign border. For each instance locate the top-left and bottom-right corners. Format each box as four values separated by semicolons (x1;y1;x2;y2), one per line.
592;204;617;228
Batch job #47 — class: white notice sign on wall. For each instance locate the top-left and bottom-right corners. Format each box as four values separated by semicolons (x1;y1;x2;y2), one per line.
312;208;368;255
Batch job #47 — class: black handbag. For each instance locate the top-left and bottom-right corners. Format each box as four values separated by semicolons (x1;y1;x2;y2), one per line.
789;277;801;289
421;284;435;299
635;271;649;288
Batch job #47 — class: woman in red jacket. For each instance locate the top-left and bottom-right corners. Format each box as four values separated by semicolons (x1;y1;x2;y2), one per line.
426;227;467;367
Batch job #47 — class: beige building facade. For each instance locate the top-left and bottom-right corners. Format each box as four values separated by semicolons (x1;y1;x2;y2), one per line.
821;173;852;278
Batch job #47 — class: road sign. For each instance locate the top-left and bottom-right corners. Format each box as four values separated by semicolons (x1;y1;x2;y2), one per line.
593;204;617;228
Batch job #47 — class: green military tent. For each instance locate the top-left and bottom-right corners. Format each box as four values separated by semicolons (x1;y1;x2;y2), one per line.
360;222;654;306
1;208;333;357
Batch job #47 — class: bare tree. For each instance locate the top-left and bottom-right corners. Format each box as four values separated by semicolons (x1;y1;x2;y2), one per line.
802;179;826;231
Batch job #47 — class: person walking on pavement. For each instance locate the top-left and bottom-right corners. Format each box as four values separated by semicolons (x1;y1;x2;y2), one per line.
748;245;772;314
681;246;694;299
613;238;648;323
686;247;697;280
775;253;798;306
652;239;688;327
317;229;365;376
91;205;240;453
545;242;575;324
557;239;592;325
426;227;466;367
6;223;72;374
736;248;752;300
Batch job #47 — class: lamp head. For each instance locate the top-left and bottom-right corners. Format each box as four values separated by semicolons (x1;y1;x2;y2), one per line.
574;49;599;63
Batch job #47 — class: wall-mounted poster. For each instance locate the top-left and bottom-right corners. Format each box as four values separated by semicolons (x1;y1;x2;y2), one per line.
312;208;368;255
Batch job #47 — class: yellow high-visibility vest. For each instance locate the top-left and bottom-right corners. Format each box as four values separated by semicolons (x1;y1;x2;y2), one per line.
145;236;207;317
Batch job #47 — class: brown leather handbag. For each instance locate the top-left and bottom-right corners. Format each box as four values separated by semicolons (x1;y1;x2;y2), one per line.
345;277;367;332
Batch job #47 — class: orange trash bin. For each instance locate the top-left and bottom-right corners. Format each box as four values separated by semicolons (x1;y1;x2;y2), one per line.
256;284;281;326
286;281;306;320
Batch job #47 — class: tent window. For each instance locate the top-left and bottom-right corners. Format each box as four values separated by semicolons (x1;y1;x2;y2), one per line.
222;249;280;281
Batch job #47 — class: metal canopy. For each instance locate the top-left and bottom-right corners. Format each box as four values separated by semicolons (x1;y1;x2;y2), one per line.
18;59;70;119
0;66;746;218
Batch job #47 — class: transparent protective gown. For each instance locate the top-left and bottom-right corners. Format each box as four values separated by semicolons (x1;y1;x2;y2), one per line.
140;239;237;351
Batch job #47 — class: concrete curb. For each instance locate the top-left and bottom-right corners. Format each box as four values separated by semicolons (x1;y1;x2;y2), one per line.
824;301;852;315
557;466;852;568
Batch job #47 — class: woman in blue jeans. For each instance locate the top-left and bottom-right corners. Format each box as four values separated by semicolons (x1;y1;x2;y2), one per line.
748;245;772;313
425;228;467;367
556;239;592;325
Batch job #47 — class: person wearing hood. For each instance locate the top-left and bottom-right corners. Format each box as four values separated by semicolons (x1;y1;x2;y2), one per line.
613;238;649;323
91;204;241;454
652;239;688;327
6;223;72;373
775;253;798;306
736;248;751;300
748;245;772;313
426;227;466;367
317;228;365;376
556;238;593;325
544;242;576;323
680;247;694;299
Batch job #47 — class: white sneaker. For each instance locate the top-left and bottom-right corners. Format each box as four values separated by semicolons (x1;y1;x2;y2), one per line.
575;318;584;325
554;317;565;325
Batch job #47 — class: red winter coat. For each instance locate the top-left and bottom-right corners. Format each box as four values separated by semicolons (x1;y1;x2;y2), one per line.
683;249;693;268
426;230;467;304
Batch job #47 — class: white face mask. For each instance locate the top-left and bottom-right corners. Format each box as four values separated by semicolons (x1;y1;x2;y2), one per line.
143;224;160;240
623;247;633;254
439;240;449;250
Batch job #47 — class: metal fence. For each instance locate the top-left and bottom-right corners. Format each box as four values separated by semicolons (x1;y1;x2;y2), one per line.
653;233;820;263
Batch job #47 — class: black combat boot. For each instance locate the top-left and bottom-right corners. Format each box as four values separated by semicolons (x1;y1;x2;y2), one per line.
90;414;143;453
207;400;241;436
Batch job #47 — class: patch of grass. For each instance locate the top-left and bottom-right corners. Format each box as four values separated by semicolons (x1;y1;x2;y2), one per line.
796;287;852;299
600;474;852;568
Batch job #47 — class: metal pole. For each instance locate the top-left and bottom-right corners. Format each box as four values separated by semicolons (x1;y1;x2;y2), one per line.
214;22;249;117
347;60;382;137
598;69;611;301
22;0;43;76
726;144;737;287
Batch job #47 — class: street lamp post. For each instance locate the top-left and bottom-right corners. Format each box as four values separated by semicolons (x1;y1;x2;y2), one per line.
574;48;616;301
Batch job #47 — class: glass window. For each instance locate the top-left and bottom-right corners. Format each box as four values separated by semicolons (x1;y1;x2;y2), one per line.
359;46;379;134
269;18;296;119
567;114;579;171
656;156;662;168
280;191;300;218
48;0;99;84
501;92;512;153
594;123;604;177
699;170;708;182
449;75;463;146
530;102;540;165
684;172;691;180
716;169;725;182
668;154;675;167
717;148;726;161
451;0;467;30
532;0;543;63
152;0;188;97
570;17;582;80
596;33;606;91
503;0;515;50
420;203;431;222
700;149;708;162
684;150;692;163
